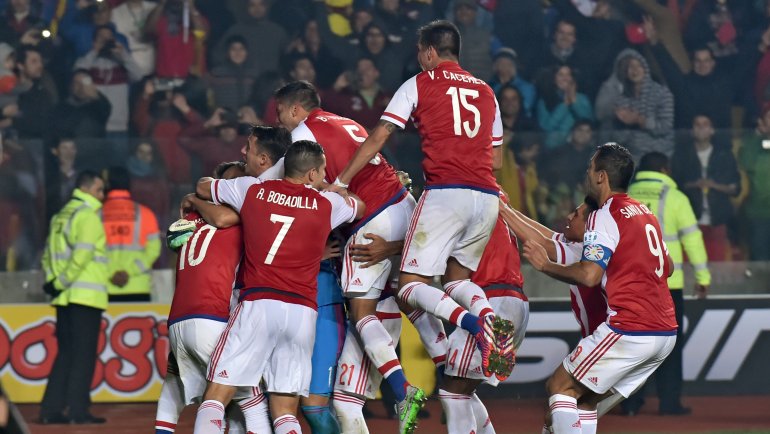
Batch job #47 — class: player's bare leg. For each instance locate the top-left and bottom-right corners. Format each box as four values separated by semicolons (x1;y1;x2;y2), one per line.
194;382;236;434
270;393;303;434
348;297;426;434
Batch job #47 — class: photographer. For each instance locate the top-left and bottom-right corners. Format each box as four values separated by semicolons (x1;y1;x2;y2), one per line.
52;69;111;139
74;25;142;142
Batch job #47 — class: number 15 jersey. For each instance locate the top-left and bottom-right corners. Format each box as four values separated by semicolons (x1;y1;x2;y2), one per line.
381;61;503;194
212;178;357;310
583;193;677;334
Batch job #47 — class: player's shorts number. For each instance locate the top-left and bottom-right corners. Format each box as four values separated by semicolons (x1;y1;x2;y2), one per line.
645;223;665;278
264;214;295;265
178;224;217;270
446;86;481;138
338;363;355;386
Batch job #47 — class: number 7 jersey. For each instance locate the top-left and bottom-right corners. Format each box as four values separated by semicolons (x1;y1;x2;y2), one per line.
381;61;503;194
583;193;677;334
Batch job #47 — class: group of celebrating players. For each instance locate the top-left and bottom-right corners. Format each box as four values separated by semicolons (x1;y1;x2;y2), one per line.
153;19;678;434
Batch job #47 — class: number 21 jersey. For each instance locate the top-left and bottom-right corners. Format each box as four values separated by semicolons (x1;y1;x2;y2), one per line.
381;61;503;194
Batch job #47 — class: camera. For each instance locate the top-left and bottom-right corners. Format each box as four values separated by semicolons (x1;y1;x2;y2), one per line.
98;40;116;58
153;78;184;92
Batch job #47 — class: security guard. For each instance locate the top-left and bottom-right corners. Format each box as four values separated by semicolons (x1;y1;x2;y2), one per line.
624;152;711;416
39;170;108;424
102;167;161;302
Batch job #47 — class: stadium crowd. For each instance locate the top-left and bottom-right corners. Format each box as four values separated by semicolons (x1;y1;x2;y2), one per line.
1;0;770;270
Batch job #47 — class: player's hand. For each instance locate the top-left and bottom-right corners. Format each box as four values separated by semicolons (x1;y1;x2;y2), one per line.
323;183;349;195
323;239;341;260
110;271;129;287
180;193;196;217
523;240;550;271
694;284;708;299
350;233;392;268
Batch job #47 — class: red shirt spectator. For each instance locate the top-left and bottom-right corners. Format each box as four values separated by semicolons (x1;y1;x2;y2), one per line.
144;0;209;78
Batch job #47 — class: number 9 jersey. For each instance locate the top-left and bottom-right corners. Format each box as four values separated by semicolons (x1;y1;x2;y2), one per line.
582;193;677;335
381;61;503;194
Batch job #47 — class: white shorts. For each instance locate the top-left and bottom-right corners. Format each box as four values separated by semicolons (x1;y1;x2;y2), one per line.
207;300;318;396
342;195;416;299
401;189;498;276
169;318;259;404
333;297;402;399
563;323;676;397
444;295;529;386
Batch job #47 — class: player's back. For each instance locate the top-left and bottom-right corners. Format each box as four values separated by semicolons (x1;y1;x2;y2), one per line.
385;62;499;192
472;213;525;298
294;109;405;225
237;179;347;309
169;212;243;325
588;194;676;333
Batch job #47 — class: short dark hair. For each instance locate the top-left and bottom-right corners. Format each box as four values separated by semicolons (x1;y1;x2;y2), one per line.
282;52;314;77
582;195;600;218
284;140;325;179
225;34;248;50
15;45;40;66
92;24;115;40
593;142;635;191
418;20;461;59
274;81;321;111
251;125;291;165
76;170;103;190
572;118;595;131
638;152;669;173
106;166;131;190
214;161;246;179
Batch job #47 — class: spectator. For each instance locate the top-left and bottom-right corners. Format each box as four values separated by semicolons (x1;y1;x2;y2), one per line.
250;70;286;123
323;57;392;130
496;135;540;220
75;24;143;149
0;43;17;129
453;0;494;81
535;64;593;149
357;21;404;93
208;35;259;111
634;0;692;75
672;115;740;261
144;0;209;79
0;0;44;45
684;0;751;69
595;48;674;158
285;19;344;90
738;106;770;261
754;24;770;111
11;45;57;140
496;84;536;136
111;0;157;77
493;0;545;78
39;170;108;426
213;0;287;76
127;139;169;229
131;79;193;184
59;0;127;59
541;119;596;191
489;47;536;118
538;20;597;99
45;138;79;219
52;69;111;139
374;0;414;45
261;53;317;126
102;166;160;302
178;107;246;178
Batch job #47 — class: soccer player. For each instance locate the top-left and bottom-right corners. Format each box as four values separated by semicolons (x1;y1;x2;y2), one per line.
192;140;364;434
523;143;677;434
274;80;427;432
156;161;271;434
326;19;515;380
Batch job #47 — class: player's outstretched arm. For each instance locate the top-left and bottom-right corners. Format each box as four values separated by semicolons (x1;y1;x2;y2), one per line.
499;202;557;259
196;177;214;200
181;193;240;228
523;240;603;287
326;120;397;192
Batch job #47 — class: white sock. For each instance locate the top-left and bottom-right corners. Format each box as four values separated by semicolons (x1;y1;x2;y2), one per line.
194;400;225;434
439;389;475;434
155;372;185;433
444;280;495;317
407;309;449;367
332;393;369;434
238;394;271;434
578;409;597;434
548;394;581;434
356;315;404;378
470;393;496;434
273;414;302;434
399;282;469;328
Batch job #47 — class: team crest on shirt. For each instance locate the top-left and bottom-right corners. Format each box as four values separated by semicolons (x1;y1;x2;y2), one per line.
583;230;598;244
583;244;605;261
